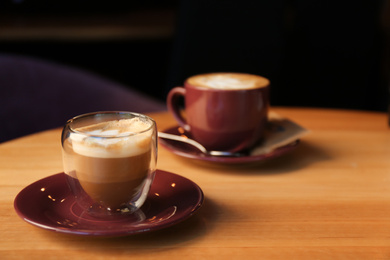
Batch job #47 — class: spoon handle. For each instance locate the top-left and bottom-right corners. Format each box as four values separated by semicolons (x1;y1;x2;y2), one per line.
157;132;207;153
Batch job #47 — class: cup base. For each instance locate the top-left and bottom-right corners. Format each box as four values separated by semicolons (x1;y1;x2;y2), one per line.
73;202;147;223
80;203;139;220
65;173;154;220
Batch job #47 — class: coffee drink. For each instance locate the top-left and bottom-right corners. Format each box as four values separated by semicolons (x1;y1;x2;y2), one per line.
62;114;156;215
167;72;270;152
187;73;269;90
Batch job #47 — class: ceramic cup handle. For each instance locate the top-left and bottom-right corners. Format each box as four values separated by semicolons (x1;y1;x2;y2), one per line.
167;87;191;132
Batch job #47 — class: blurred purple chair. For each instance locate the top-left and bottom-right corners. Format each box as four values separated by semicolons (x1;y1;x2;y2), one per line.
0;54;166;143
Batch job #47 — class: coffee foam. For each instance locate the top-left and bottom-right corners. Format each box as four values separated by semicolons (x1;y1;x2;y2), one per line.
69;118;153;158
188;73;269;90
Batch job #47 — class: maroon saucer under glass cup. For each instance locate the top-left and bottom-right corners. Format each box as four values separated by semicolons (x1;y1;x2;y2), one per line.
167;72;270;153
61;111;157;218
14;112;205;236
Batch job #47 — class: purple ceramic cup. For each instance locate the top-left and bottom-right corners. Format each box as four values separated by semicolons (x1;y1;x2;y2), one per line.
167;73;270;153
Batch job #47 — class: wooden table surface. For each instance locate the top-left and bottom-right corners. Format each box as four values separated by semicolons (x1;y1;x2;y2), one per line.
1;107;390;259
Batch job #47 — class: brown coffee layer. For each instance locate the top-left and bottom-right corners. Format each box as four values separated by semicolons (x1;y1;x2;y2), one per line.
73;151;151;209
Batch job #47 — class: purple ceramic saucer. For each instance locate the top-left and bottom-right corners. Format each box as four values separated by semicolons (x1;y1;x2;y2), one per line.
159;126;299;164
14;170;203;237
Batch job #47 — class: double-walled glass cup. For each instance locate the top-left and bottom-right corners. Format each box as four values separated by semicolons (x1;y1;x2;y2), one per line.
61;112;157;217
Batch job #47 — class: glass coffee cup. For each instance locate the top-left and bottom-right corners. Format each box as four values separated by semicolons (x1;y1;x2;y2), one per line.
61;111;157;217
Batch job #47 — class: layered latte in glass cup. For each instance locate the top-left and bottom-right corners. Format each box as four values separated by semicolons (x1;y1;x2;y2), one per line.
61;112;157;218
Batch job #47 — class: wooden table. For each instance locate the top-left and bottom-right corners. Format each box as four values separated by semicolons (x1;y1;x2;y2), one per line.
1;107;390;259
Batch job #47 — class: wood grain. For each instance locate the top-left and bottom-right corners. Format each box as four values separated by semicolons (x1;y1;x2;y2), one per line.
1;107;390;259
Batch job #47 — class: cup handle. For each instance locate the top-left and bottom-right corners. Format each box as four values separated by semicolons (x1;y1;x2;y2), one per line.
167;87;191;132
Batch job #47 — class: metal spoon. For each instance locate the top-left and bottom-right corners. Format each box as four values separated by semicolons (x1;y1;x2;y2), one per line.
158;132;242;157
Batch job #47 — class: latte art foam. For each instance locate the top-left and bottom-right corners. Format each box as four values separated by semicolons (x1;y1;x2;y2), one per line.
187;73;269;90
69;118;152;158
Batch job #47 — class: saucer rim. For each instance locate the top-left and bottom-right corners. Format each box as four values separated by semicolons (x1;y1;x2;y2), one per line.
159;126;299;164
14;170;204;237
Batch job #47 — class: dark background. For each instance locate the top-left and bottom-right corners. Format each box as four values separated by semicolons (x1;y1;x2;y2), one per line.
1;0;389;111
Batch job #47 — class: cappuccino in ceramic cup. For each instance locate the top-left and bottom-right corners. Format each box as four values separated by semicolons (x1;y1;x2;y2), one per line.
62;112;157;217
167;72;269;152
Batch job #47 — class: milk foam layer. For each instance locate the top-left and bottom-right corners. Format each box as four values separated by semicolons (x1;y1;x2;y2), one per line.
69;118;153;158
188;73;269;90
